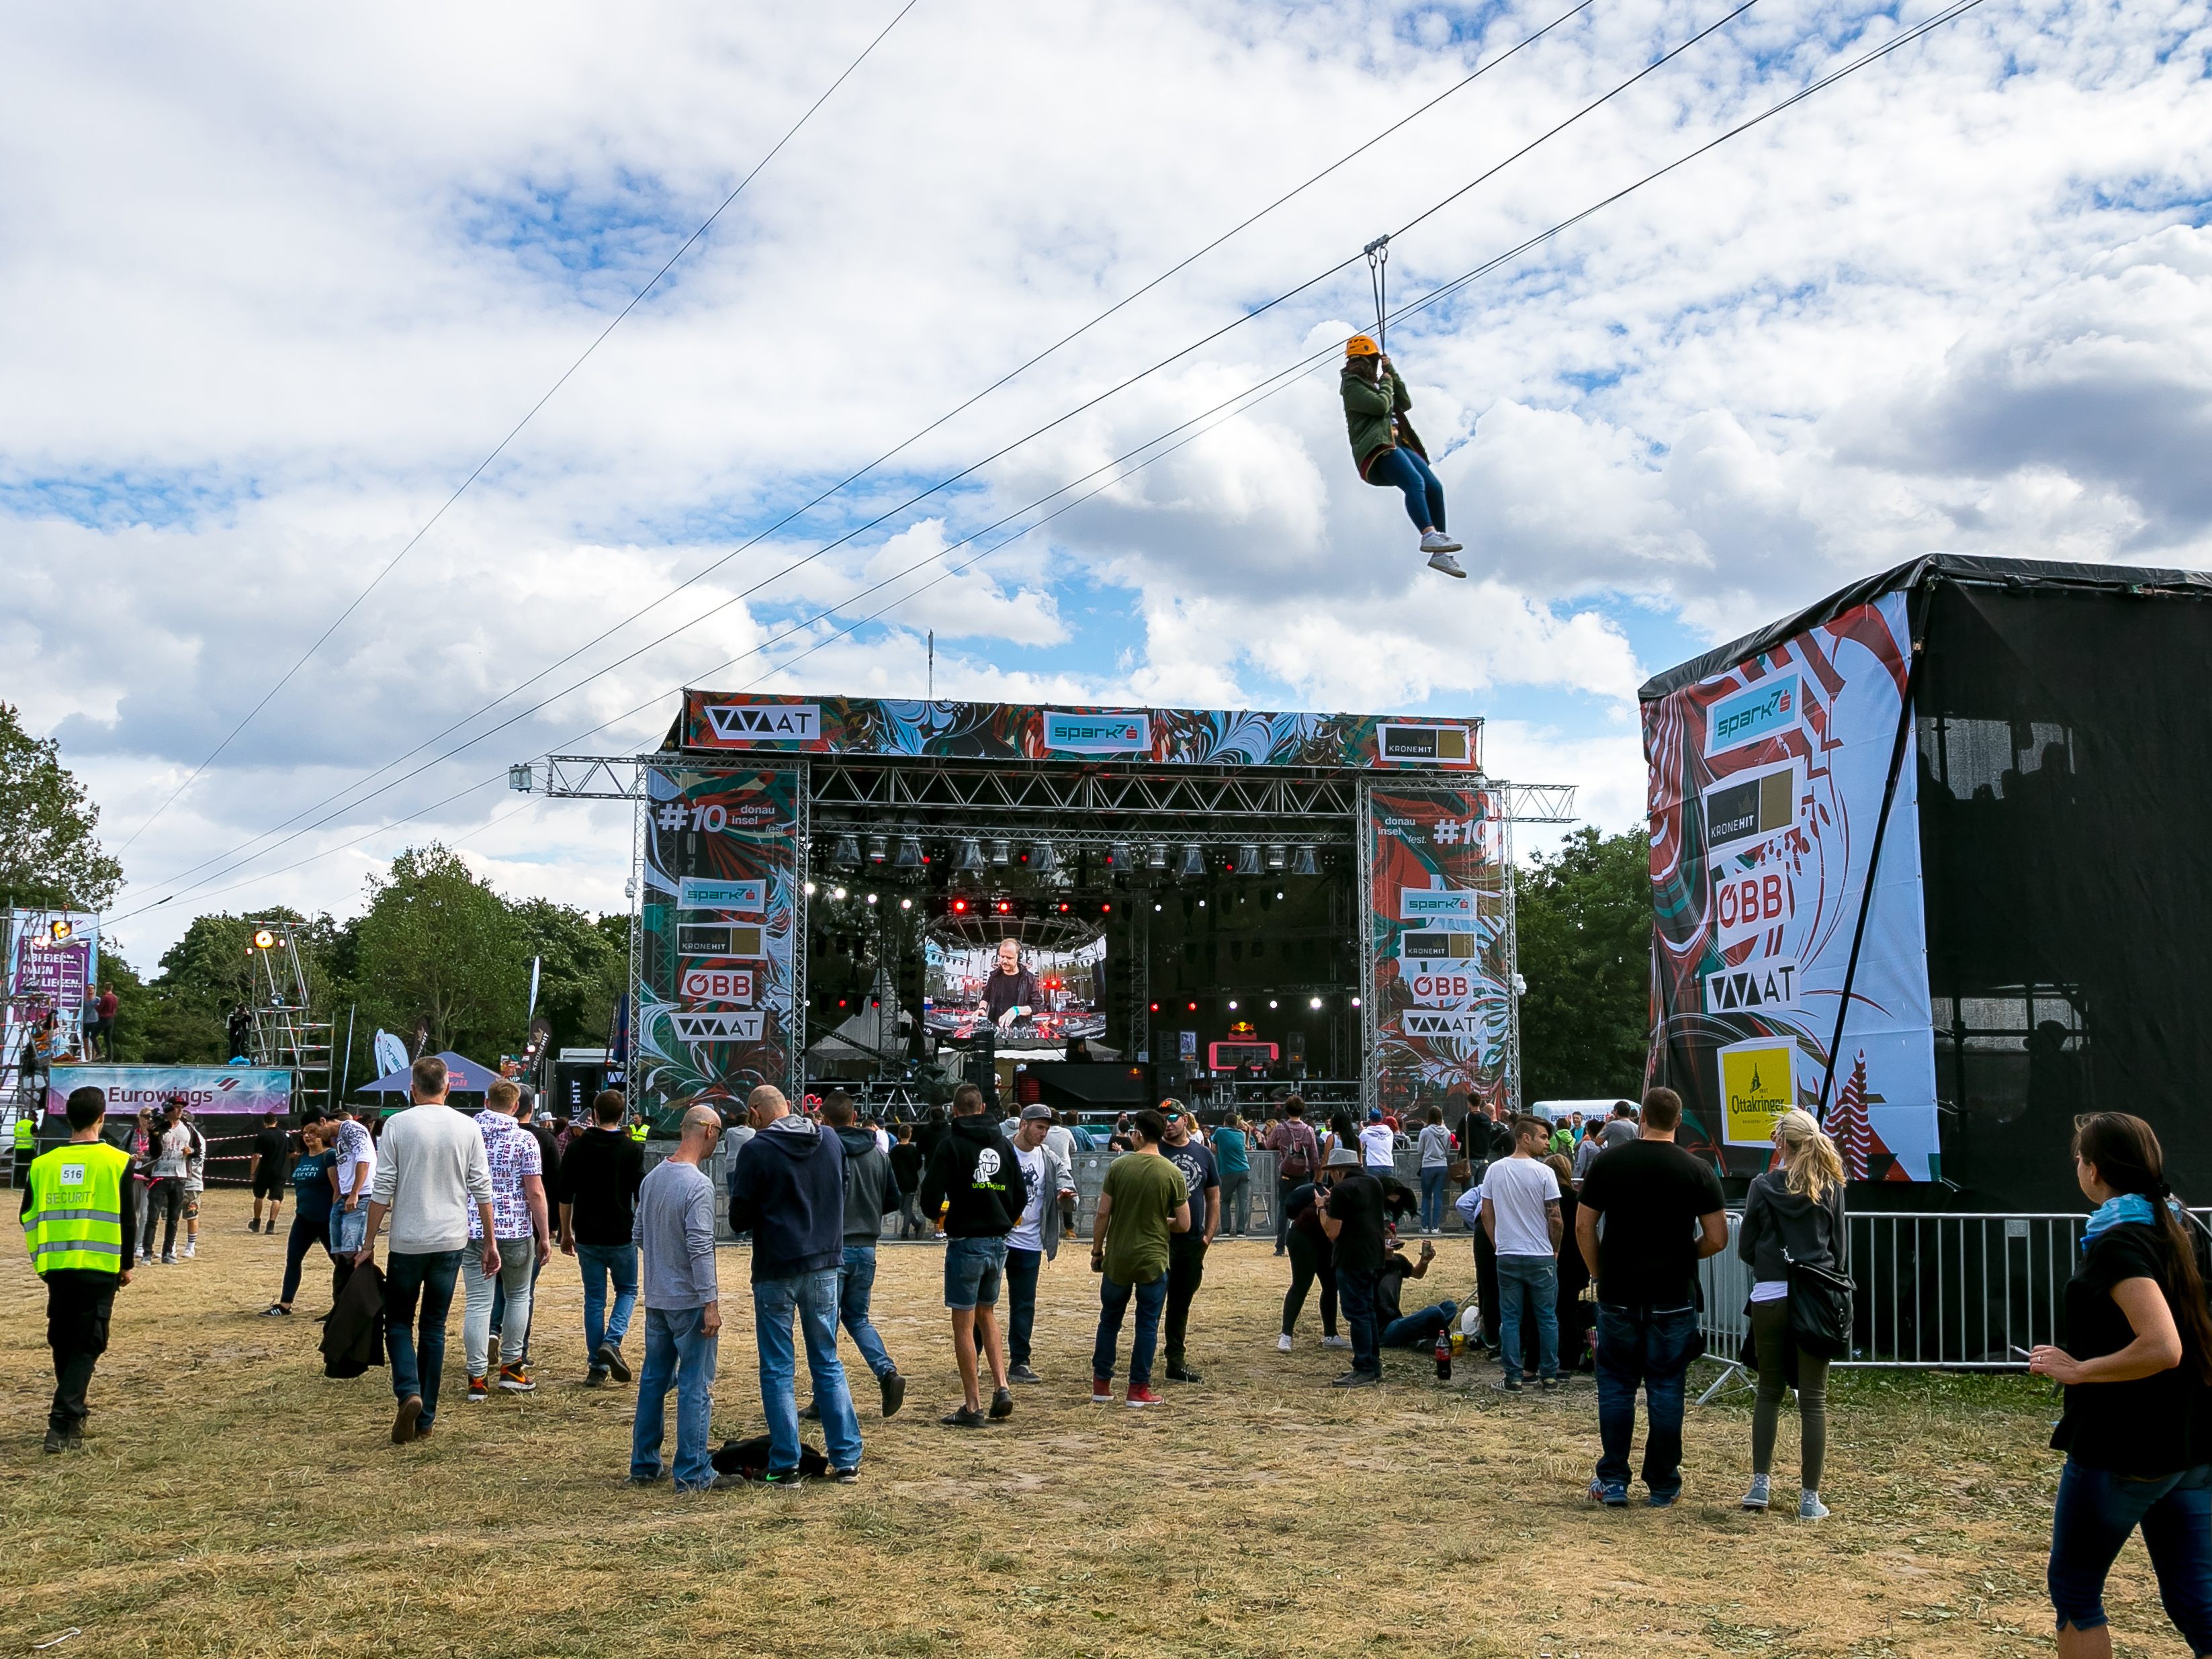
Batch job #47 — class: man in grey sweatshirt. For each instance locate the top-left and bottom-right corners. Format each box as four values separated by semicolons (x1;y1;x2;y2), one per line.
354;1055;496;1445
629;1104;724;1492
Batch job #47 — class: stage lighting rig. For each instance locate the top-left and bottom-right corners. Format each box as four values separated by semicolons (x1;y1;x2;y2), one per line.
894;836;924;870
953;839;985;875
1235;846;1262;876
1030;841;1061;877
832;834;862;870
1178;844;1204;879
252;927;277;950
867;835;888;864
1292;846;1320;877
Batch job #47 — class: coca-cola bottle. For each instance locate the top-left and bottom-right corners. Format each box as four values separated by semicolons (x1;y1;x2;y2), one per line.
1433;1327;1452;1382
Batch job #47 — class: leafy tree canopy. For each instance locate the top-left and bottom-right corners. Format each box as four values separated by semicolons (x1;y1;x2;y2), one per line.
0;703;123;913
1516;825;1653;1104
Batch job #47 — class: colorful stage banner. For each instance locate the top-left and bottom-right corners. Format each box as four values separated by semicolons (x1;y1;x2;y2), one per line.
1364;786;1513;1117
672;692;1480;772
1644;590;1940;1180
634;765;801;1123
46;1066;293;1116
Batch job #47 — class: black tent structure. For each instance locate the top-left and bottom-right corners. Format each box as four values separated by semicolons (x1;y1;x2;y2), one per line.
1640;554;2212;1213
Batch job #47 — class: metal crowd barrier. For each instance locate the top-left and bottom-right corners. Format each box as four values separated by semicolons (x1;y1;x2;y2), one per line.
1694;1208;2212;1398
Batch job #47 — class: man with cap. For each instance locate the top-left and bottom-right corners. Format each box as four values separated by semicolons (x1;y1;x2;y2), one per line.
1316;1147;1388;1386
1358;1108;1397;1174
1002;1104;1076;1386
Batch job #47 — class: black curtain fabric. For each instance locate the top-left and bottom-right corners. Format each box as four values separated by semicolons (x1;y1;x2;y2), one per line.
1917;582;2212;1208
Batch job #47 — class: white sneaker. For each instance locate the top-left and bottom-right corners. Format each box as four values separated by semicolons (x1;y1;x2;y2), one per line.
182;1241;196;1259
1419;529;1463;554
1320;1335;1352;1350
1276;1333;1294;1353
1426;550;1468;578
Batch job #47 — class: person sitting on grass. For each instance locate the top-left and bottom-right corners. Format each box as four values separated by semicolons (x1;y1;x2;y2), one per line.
1377;1234;1457;1350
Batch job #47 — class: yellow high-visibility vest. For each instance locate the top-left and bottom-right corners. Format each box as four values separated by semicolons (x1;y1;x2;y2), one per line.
24;1140;131;1276
11;1114;32;1152
627;1122;648;1144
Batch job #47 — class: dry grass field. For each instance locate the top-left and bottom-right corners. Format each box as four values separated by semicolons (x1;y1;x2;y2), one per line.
0;1190;2183;1657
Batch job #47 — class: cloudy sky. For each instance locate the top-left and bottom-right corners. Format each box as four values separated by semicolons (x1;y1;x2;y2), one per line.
5;0;2207;965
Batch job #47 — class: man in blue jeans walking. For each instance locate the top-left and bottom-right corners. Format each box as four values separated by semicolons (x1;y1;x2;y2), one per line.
1573;1087;1727;1506
352;1056;496;1445
629;1104;726;1491
558;1087;645;1386
1483;1114;1564;1391
728;1086;863;1483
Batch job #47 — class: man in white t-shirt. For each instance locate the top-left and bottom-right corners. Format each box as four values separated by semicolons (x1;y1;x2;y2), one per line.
1480;1114;1563;1391
1358;1109;1396;1172
1002;1105;1075;1386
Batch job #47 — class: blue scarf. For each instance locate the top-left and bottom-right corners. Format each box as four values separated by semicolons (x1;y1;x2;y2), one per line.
2083;1192;2178;1244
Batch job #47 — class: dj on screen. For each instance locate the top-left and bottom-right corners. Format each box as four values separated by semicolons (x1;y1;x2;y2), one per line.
973;938;1042;1029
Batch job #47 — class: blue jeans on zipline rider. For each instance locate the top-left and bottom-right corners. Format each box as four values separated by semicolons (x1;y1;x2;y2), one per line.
1366;445;1448;533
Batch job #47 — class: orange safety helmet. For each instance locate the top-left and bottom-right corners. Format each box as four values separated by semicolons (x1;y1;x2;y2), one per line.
1345;334;1380;358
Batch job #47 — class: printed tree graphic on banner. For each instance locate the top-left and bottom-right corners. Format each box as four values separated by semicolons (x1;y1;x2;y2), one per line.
1830;1051;1873;1181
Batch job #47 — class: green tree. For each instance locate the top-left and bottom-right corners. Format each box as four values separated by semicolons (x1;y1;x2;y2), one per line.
1516;825;1653;1102
352;845;527;1059
0;703;124;911
511;898;627;1055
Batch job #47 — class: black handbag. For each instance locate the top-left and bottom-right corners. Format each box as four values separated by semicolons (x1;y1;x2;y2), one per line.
1785;1251;1854;1361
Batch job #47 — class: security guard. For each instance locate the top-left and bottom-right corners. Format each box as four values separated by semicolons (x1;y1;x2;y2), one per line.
21;1085;134;1453
626;1113;648;1145
10;1106;32;1185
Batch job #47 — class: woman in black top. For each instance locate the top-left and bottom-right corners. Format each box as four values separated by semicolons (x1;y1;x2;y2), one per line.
1737;1108;1847;1519
2029;1112;2212;1658
1277;1179;1341;1351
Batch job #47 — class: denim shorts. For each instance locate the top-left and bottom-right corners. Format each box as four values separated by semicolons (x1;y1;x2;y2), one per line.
944;1235;1008;1310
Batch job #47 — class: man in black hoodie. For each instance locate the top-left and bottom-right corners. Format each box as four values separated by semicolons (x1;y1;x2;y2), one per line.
810;1091;905;1419
727;1085;864;1483
918;1083;1026;1428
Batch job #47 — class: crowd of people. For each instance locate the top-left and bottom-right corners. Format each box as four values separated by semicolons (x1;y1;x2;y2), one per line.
21;1062;2212;1654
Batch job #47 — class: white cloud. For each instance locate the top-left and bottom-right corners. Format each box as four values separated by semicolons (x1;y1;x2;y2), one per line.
3;0;2208;954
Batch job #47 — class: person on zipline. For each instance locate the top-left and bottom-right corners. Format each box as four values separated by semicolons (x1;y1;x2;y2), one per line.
1341;334;1464;578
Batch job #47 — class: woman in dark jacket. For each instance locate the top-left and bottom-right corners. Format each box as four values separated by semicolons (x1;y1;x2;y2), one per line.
1738;1108;1847;1518
1340;334;1463;578
1278;1179;1343;1352
2030;1112;2212;1658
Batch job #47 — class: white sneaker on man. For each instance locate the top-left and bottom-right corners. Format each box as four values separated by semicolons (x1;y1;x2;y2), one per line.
1425;550;1468;578
1320;1335;1352;1350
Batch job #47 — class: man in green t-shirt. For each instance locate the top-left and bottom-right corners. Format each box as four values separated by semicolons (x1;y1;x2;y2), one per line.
1087;1108;1189;1408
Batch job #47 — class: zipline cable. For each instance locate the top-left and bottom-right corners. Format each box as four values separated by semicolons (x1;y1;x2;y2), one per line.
111;0;923;856
120;0;1730;903
118;0;1600;899
97;0;1984;930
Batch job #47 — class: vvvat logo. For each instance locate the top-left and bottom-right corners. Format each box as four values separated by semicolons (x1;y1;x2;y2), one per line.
1041;711;1151;754
1706;676;1802;756
704;703;821;743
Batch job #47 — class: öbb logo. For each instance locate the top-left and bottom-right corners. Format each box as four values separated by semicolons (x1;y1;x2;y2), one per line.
1714;872;1789;932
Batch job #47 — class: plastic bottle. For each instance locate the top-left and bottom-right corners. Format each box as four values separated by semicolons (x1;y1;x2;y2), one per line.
1433;1327;1453;1382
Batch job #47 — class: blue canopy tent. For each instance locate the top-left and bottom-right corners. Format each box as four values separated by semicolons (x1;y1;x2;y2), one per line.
355;1050;506;1098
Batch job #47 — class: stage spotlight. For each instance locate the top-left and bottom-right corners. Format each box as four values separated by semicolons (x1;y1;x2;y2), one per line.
1350;996;1361;1008
953;838;985;875
1309;996;1323;1010
866;835;888;864
803;881;817;896
831;887;848;901
1178;844;1204;879
1227;1000;1238;1011
899;897;913;911
1030;841;1061;877
1186;1001;1197;1012
989;838;1012;866
1266;844;1287;870
1292;846;1319;877
1149;1001;1160;1012
1108;841;1132;869
1235;845;1262;877
1268;999;1279;1010
1100;901;1112;913
251;927;276;950
49;918;75;942
951;897;969;913
994;899;1013;915
894;836;923;870
1145;844;1169;871
832;834;862;869
865;893;879;905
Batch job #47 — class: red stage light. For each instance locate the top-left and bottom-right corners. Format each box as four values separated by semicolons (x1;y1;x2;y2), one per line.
1101;901;1112;913
1149;1002;1159;1012
1057;903;1069;913
952;899;967;913
1187;1001;1197;1012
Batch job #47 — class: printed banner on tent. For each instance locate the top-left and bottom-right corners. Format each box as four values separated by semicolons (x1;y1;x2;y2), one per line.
1364;787;1511;1117
636;766;800;1124
45;1066;294;1116
1643;590;1940;1179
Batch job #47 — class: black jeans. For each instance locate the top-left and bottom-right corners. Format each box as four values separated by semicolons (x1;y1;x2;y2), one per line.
146;1177;187;1257
1337;1266;1382;1376
1472;1225;1501;1347
1163;1233;1207;1370
44;1269;117;1435
279;1209;332;1306
1004;1245;1043;1368
1282;1228;1337;1337
1274;1178;1298;1250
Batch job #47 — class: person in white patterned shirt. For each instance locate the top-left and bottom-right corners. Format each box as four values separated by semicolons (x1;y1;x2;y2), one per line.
461;1080;550;1398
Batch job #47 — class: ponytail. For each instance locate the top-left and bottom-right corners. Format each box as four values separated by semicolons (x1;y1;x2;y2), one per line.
1774;1108;1845;1204
2075;1112;2212;1386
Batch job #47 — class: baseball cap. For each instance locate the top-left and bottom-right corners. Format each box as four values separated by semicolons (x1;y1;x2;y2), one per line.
1019;1104;1053;1122
1367;1107;1384;1122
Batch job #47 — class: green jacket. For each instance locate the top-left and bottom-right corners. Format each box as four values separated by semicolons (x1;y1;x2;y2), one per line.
1341;364;1427;477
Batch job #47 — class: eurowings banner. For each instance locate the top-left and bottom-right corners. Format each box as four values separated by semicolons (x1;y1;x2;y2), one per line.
635;766;800;1124
1644;591;1940;1181
46;1066;292;1116
1364;787;1512;1116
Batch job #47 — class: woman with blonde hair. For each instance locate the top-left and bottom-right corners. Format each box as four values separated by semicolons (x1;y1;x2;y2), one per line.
1738;1107;1847;1518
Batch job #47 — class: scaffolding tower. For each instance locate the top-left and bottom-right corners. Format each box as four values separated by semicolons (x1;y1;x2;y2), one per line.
245;920;333;1118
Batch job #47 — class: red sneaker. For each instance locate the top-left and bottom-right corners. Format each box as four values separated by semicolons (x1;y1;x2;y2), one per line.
1090;1378;1113;1404
1125;1384;1162;1408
